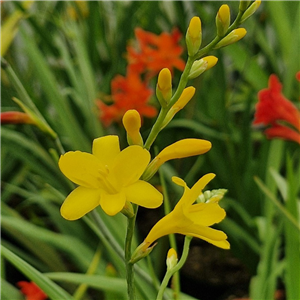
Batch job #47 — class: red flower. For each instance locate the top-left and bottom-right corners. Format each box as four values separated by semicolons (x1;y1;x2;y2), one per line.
253;74;300;144
127;28;185;78
1;111;35;124
97;70;157;126
17;281;47;300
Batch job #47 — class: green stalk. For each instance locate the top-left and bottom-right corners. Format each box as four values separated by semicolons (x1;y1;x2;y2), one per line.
125;204;138;300
159;168;180;299
156;236;193;300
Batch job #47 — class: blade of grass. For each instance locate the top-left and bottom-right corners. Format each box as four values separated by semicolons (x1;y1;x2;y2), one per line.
1;245;74;300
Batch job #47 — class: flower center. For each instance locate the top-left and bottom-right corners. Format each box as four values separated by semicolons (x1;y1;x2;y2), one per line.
97;166;118;194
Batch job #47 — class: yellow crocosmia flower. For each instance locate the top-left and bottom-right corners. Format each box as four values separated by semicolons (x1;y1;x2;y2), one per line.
143;174;230;249
59;135;163;220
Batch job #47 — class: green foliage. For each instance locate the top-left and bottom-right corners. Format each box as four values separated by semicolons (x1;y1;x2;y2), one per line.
1;1;299;300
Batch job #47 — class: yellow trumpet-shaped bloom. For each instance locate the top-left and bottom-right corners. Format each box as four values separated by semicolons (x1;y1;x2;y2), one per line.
59;135;163;220
143;174;230;249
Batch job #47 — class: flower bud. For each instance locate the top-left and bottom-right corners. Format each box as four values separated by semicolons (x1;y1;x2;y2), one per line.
161;87;196;130
188;56;218;80
166;248;178;270
0;111;35;124
121;201;135;218
142;139;212;181
239;1;251;13
122;109;143;146
240;0;261;23
156;68;172;107
214;28;247;49
216;5;230;37
186;17;202;57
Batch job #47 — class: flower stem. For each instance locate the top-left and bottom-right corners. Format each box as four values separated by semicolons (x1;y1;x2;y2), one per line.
125;204;138;300
156;236;193;300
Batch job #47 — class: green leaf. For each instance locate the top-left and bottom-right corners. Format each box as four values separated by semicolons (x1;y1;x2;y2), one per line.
1;245;74;300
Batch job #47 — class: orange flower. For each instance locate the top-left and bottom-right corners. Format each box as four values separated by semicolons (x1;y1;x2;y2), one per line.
253;74;300;144
97;70;157;126
1;111;35;124
17;281;47;300
127;28;185;78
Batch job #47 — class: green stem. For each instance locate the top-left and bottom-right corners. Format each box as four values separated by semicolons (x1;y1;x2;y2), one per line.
144;57;194;150
125;205;138;300
156;236;193;300
158;167;180;298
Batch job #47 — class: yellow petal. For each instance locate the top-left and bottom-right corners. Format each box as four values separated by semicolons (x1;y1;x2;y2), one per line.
186;173;215;206
124;180;163;208
181;224;227;241
193;235;230;249
59;151;105;188
144;213;176;245
100;191;126;216
110;146;150;187
60;186;100;220
155;139;212;168
188;202;226;226
92;135;120;167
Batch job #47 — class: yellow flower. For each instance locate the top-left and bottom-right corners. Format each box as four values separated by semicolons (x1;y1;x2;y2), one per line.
214;28;247;49
143;174;230;249
59;135;163;220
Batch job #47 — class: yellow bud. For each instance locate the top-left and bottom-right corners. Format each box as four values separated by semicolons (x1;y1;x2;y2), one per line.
160;87;196;130
214;28;247;49
186;17;202;56
216;5;230;37
166;248;178;270
188;56;218;80
172;86;196;111
240;0;261;23
122;110;143;146
142;139;212;181
156;68;172;107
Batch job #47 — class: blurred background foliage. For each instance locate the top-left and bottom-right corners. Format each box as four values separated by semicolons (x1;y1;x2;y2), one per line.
1;1;299;300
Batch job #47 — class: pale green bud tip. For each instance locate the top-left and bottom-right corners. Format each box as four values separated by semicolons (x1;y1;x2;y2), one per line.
214;28;247;49
130;241;156;264
216;5;230;37
240;0;261;23
166;248;178;270
239;1;251;13
189;56;218;79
